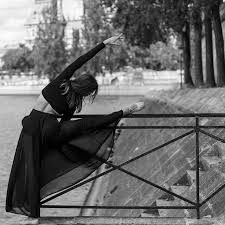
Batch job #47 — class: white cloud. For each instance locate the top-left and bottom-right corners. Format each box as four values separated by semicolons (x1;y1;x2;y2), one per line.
0;0;33;8
0;0;35;48
63;0;83;20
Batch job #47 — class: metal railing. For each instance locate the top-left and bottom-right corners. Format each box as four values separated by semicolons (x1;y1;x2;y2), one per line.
40;113;225;219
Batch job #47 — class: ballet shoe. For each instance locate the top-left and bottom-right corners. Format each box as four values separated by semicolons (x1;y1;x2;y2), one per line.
123;101;145;115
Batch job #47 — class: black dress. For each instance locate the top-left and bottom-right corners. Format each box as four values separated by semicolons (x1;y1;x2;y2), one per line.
5;43;123;218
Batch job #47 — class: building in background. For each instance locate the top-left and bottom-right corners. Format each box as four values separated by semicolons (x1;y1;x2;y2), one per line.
25;0;83;48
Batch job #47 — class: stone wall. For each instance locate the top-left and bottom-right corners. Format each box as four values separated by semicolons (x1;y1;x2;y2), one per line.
97;88;225;217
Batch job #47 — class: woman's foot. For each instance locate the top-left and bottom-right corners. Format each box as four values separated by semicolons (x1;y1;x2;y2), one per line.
122;102;145;115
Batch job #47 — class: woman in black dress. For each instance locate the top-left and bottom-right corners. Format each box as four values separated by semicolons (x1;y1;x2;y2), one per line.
5;34;145;218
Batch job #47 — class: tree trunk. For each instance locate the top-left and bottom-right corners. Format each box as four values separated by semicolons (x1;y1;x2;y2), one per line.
212;1;225;86
204;8;216;87
191;4;204;87
182;22;194;87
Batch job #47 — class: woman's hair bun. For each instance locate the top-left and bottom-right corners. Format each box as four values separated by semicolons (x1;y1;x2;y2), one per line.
60;79;72;95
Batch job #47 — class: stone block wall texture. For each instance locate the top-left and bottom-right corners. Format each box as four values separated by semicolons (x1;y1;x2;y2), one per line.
97;88;225;217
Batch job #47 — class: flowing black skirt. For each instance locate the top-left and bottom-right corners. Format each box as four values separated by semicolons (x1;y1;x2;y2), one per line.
6;109;123;218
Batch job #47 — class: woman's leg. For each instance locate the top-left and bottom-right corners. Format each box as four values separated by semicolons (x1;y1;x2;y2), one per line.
57;110;123;143
44;102;144;146
57;101;145;142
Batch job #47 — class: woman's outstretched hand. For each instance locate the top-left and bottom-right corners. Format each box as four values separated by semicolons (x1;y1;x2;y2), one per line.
103;33;124;46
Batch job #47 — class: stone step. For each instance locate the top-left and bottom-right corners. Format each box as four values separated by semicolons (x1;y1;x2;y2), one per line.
205;145;220;157
36;216;224;225
171;185;189;196
186;170;205;185
141;212;159;217
212;142;225;159
141;202;160;218
170;185;193;218
201;156;222;170
181;168;225;218
156;200;186;218
187;157;205;171
173;174;190;186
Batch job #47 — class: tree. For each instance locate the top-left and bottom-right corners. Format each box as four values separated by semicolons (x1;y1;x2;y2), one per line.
102;0;167;48
81;0;130;75
68;28;85;74
160;0;194;87
199;0;225;87
147;41;180;70
104;42;129;73
189;0;204;87
202;4;216;87
70;29;82;60
2;44;34;72
82;0;111;75
105;0;194;85
211;0;225;86
30;5;67;80
181;22;193;87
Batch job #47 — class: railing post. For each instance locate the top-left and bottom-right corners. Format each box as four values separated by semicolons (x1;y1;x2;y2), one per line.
195;117;200;219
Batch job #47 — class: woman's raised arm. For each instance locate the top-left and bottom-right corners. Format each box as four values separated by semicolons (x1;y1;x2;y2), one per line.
53;34;123;80
53;34;124;82
55;42;105;81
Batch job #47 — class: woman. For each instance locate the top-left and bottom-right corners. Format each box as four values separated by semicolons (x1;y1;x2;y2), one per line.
5;34;145;218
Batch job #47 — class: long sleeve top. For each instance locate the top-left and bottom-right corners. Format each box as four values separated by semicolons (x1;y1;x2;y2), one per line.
42;42;106;116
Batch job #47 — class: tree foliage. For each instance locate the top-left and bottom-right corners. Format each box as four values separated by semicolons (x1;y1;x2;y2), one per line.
2;0;224;88
2;44;34;71
30;6;67;80
80;0;109;75
80;0;180;74
80;0;130;75
149;41;180;70
70;29;82;60
102;0;168;47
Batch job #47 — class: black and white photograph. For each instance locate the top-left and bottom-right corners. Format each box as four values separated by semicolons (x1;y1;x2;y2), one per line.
1;0;225;224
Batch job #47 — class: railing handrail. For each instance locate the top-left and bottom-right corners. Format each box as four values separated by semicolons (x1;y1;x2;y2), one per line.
40;113;225;219
64;113;225;118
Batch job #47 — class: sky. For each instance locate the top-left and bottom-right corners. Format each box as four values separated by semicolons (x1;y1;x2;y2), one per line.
0;0;35;48
0;0;83;49
1;0;225;50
